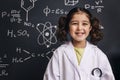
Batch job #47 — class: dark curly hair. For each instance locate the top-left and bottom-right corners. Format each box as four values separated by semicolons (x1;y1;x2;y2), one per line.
57;7;103;45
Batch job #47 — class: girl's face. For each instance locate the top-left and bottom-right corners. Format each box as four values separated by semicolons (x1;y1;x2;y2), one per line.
69;12;92;43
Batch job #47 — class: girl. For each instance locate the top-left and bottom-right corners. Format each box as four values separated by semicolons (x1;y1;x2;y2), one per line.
43;7;115;80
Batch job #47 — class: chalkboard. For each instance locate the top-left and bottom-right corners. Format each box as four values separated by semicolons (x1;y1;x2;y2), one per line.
0;0;120;80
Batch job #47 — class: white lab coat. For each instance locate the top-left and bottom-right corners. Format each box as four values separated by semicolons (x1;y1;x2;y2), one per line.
43;41;115;80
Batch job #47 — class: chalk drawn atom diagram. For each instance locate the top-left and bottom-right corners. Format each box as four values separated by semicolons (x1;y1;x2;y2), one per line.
36;22;57;48
21;0;37;21
64;0;79;6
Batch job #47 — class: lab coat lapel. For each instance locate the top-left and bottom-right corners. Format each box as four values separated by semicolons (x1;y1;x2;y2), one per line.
64;41;78;69
79;41;89;66
79;42;94;73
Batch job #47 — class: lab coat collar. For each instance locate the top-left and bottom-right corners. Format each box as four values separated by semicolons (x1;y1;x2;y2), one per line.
64;41;90;63
64;41;92;74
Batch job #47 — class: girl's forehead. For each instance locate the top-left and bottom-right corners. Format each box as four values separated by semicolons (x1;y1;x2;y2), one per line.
72;12;89;18
73;11;89;16
71;12;90;19
70;13;90;23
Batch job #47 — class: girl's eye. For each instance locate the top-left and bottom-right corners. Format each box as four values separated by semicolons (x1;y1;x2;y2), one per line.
83;23;88;26
71;22;78;25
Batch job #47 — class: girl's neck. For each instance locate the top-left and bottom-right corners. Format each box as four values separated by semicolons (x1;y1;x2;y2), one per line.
72;40;86;48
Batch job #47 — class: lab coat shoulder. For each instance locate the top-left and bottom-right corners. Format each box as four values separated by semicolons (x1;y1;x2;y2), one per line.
90;43;107;61
52;41;72;60
91;44;111;68
53;42;68;54
88;43;109;64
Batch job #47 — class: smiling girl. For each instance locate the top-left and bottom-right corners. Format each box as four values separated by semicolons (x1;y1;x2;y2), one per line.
43;7;115;80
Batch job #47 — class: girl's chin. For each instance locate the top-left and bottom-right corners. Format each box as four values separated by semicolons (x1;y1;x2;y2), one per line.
74;39;86;42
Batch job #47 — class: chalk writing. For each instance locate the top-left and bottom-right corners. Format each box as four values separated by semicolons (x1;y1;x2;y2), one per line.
7;29;30;38
43;6;68;17
84;0;104;13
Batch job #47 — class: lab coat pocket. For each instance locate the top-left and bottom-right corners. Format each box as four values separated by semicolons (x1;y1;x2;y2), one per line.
89;75;100;80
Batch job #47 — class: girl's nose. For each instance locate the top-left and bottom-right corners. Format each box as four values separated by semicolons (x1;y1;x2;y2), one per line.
77;24;83;30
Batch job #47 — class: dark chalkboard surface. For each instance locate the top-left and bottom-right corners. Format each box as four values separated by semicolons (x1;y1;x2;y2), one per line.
0;0;120;80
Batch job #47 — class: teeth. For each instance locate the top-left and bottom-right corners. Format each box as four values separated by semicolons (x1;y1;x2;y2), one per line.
76;33;83;35
76;32;83;34
75;32;84;36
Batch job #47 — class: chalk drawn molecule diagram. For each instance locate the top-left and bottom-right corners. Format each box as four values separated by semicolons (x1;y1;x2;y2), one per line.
64;0;79;6
21;0;37;21
36;22;57;48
